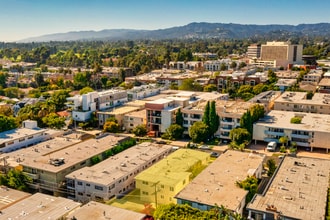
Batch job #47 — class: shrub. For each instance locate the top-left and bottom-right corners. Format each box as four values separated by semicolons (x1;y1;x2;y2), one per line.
290;116;302;124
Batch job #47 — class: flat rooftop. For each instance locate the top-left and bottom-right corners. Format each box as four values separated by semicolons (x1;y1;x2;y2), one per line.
0;186;30;210
135;149;210;186
146;98;173;105
3;136;81;168
66;201;145;220
216;100;255;118
19;134;127;173
319;78;330;86
275;91;330;105
175;150;264;211
256;110;330;132
66;142;172;185
247;156;330;220
125;109;146;119
97;106;140;115
0;127;45;144
0;193;81;219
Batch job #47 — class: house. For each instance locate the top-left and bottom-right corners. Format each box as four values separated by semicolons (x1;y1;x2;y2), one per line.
175;150;264;215
65;142;172;202
247;156;330;220
135;149;210;205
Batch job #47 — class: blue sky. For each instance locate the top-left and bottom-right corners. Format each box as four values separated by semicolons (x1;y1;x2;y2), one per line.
1;0;330;42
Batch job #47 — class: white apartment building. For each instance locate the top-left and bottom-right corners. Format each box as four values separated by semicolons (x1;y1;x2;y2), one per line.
0;120;61;153
127;84;164;101
66;89;127;122
65;142;172;202
253;110;330;152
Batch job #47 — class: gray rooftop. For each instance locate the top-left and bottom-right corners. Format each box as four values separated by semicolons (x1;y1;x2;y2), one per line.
0;193;81;219
66;201;145;220
175;150;264;211
0;186;30;210
247;156;330;220
66;142;172;185
19;134;127;173
0;128;44;144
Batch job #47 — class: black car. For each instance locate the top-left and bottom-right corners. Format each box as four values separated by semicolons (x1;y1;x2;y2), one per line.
210;152;220;158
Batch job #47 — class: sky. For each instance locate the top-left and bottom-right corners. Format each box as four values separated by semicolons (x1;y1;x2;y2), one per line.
1;0;330;42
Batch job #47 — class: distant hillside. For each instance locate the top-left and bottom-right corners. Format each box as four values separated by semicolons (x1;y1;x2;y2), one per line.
19;22;330;42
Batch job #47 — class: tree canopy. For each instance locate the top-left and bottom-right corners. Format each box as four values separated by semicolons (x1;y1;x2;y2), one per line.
189;121;209;143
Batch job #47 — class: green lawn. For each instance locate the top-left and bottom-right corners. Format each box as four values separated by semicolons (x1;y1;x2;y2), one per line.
107;189;153;213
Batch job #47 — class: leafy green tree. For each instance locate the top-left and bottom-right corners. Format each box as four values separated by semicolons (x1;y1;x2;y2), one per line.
266;159;277;177
79;86;94;95
178;78;202;91
50;89;70;112
175;108;183;126
209;101;219;137
279;136;288;147
0;115;17;132
103;121;120;133
203;84;217;92
250;104;265;123
236;176;258;203
229;128;251;146
132;124;148;137
0;72;8;88
162;124;184;140
0;169;32;191
3;87;25;98
238;62;247;69
252;83;268;95
202;101;210;128
189;121;209;143
0;105;13;116
220;63;227;71
33;72;45;87
240;110;253;134
267;69;277;84
42;113;66;129
230;61;237;69
290;116;302;124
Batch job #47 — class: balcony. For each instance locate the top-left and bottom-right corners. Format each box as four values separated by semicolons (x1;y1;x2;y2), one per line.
291;133;309;139
295;141;310;147
264;138;278;143
221;120;235;125
264;130;285;136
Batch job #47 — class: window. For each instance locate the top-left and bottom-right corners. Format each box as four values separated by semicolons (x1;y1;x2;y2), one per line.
95;185;103;191
142;181;148;185
7;141;14;145
28;136;33;139
77;182;83;186
170;187;174;191
78;192;83;196
19;138;25;142
161;185;164;189
86;183;90;187
142;191;149;195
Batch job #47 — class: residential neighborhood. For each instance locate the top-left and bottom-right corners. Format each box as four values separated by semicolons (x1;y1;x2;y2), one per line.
1;11;330;219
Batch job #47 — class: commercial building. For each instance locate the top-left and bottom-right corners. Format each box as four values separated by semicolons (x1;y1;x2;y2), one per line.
0;120;62;153
66;142;172;202
135;149;210;205
253;110;330;151
18;134;128;196
247;156;330;220
260;41;303;68
274;91;330;114
247;44;261;59
0;193;81;220
66;201;146;220
66;89;127;122
175;150;264;215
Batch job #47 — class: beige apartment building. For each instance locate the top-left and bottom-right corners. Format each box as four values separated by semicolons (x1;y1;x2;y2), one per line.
15;134;127;196
65;142;172;203
253;110;330;152
274;92;330;114
123;109;146;131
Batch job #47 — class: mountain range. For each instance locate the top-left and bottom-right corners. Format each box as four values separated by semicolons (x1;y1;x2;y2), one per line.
19;22;330;42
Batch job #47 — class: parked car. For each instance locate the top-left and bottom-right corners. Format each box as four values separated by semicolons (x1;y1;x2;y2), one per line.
266;142;277;151
199;145;210;150
210;152;220;158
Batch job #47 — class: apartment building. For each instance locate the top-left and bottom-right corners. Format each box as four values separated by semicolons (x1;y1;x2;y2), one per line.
97;105;141;128
127;84;164;101
66;142;172;202
180;99;255;140
274;92;330;114
176;150;264;215
0;193;81;220
216;70;262;91
135;149;210;205
124;109;146;131
260;41;303;68
18;134;128;196
66;89;127;122
253;110;330;152
247;156;330;220
168;61;203;71
66;201;146;220
155;72;200;87
275;78;297;92
318;78;330;93
0;186;31;210
248;90;282;113
302;69;323;83
0;120;62;153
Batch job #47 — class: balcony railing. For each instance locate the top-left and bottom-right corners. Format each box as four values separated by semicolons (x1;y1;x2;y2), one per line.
291;133;309;139
264;130;285;136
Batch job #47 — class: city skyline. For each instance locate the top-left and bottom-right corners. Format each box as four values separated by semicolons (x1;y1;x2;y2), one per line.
1;0;330;42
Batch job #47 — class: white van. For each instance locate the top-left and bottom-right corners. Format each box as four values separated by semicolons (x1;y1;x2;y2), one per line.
266;142;277;151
